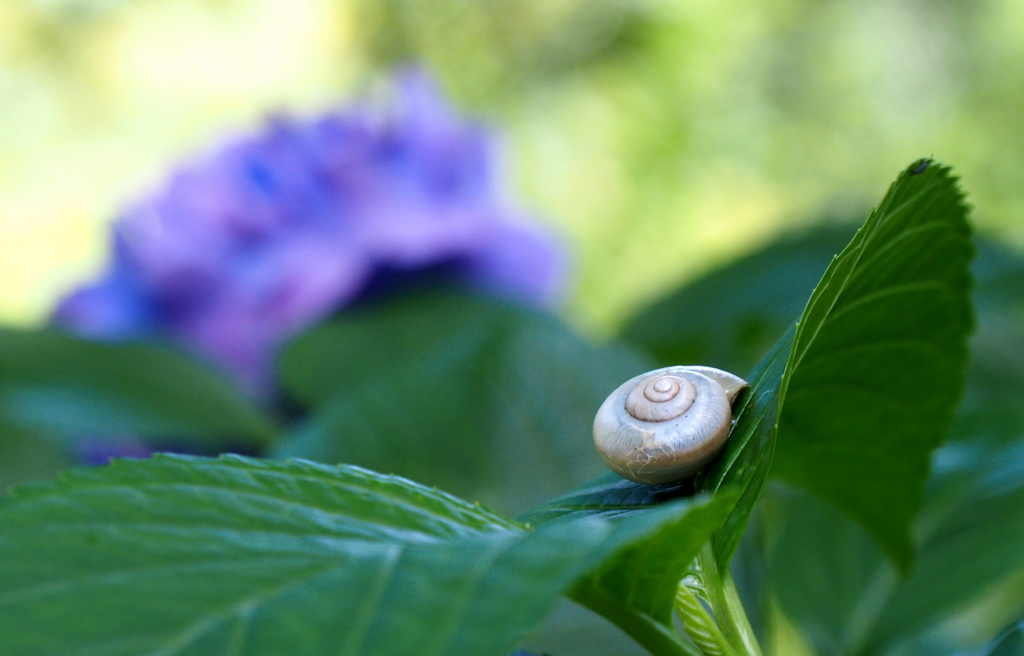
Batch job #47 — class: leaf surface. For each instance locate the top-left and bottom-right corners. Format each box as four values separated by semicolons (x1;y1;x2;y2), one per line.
759;238;1024;656
0;455;714;656
645;222;1020;656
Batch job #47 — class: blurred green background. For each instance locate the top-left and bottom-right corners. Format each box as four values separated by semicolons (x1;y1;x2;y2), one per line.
3;0;1023;334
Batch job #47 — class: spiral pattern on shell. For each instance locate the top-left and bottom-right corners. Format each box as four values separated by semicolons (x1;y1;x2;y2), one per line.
592;366;749;484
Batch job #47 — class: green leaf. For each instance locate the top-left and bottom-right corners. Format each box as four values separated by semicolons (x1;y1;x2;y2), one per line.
756;239;1024;656
774;162;973;567
571;495;740;654
274;289;652;513
0;455;718;656
4;454;733;654
525;481;737;622
621;161;973;569
697;329;791;569
624;222;1023;656
0;328;277;445
524;480;740;656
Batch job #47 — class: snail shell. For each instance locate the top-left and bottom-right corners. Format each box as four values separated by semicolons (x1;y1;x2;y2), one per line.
593;366;748;484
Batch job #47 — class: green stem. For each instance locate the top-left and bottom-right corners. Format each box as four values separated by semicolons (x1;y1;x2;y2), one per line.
718;571;764;656
696;542;765;656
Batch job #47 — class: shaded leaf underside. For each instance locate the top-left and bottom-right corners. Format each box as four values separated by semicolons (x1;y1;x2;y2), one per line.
0;328;276;444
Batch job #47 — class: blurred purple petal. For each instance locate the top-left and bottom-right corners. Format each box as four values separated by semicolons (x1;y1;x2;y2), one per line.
74;437;154;466
53;69;564;396
464;221;565;306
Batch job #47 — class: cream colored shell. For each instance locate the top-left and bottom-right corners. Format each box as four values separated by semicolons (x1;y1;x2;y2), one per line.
592;366;748;484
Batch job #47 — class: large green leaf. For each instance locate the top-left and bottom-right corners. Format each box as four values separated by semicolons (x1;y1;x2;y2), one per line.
512;162;972;655
640;223;1020;656
625;219;1022;653
750;239;1024;656
0;454;725;656
621;161;973;569
775;162;973;566
274;289;652;513
0;329;277;445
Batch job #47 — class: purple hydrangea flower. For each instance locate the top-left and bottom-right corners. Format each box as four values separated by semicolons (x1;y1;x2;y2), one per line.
53;71;563;396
